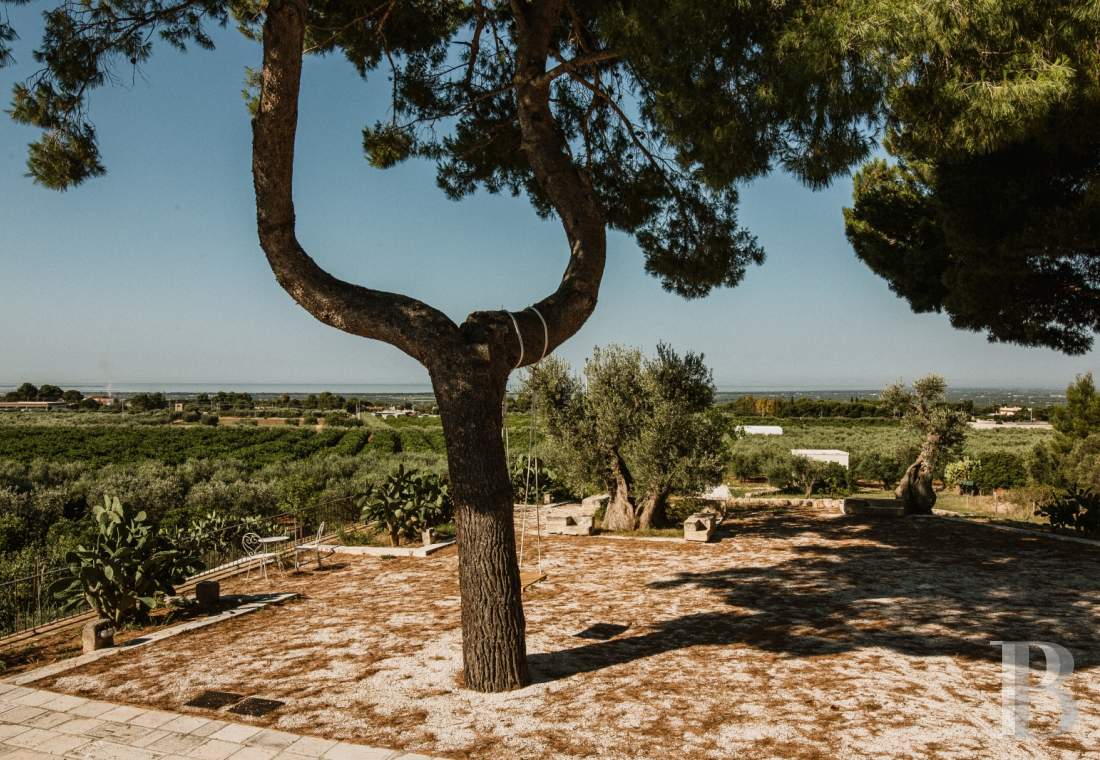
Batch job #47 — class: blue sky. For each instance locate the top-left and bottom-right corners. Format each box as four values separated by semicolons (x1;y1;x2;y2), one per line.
1;9;1096;390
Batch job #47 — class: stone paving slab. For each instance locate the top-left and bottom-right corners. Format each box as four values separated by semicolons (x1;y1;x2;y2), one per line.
0;686;433;760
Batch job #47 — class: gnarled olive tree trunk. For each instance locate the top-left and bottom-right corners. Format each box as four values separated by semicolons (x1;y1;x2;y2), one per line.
896;433;940;514
251;0;606;691
636;490;670;530
601;453;638;531
601;454;670;530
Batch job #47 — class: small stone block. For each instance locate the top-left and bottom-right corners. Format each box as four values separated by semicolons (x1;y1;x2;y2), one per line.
226;747;279;760
82;619;116;653
195;581;220;608
130;710;179;728
244;730;299;751
546;514;594;536
683;512;717;542
67;701;116;719
24;711;71;729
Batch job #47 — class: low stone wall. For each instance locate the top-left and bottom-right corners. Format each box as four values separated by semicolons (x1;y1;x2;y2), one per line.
728;497;845;511
840;497;904;517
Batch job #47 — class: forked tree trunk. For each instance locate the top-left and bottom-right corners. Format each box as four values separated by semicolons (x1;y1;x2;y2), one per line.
433;368;529;692
252;0;606;695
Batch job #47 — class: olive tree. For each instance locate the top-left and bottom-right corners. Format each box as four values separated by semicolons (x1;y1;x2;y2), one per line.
525;344;724;530
881;375;968;514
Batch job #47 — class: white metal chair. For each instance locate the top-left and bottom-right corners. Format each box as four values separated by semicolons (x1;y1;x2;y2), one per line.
294;522;338;570
242;532;268;580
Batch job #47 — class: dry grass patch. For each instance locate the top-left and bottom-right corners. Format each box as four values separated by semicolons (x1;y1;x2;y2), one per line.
35;505;1100;760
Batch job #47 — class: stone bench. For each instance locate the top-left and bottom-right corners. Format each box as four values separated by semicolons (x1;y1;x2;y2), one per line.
546;514;595;535
683;512;718;542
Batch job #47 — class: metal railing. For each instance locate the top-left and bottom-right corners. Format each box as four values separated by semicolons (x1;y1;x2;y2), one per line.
0;495;362;639
0;564;70;638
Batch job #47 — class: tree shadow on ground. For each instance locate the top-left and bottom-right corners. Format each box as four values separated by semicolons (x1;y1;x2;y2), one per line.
529;508;1100;683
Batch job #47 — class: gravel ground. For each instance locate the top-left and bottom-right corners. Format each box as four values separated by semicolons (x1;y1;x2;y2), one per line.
39;505;1100;759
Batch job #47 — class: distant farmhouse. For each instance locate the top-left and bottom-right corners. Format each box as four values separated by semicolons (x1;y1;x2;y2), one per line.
791;449;850;468
374;407;416;419
0;400;66;412
738;425;784;436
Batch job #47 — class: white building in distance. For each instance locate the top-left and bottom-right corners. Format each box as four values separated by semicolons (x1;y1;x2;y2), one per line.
791;449;850;468
738;425;784;436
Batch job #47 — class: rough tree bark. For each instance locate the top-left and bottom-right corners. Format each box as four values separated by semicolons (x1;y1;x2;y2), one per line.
250;0;607;691
636;490;670;530
601;452;670;530
432;363;528;690
601;453;638;531
896;434;939;514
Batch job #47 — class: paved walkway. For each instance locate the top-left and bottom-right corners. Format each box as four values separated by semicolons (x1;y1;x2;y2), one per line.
0;684;432;760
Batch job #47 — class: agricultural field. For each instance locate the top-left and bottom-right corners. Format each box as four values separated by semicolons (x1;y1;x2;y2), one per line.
723;416;1051;461
0;407;1068;601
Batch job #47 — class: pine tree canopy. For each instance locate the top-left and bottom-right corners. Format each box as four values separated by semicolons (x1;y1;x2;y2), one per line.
2;0;884;300
842;1;1100;354
4;1;1099;351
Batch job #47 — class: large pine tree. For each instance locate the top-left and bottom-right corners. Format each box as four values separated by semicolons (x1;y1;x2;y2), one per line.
843;1;1100;354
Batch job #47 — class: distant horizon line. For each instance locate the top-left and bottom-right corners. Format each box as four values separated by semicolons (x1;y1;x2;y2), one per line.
0;380;1071;394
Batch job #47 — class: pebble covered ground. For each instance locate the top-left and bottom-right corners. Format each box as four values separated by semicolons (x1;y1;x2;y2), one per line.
38;506;1100;759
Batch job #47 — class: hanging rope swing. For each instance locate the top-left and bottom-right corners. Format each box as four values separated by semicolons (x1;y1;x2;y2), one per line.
504;306;549;592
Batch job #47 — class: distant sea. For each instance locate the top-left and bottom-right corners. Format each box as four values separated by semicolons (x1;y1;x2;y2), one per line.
0;383;436;395
0;382;1067;406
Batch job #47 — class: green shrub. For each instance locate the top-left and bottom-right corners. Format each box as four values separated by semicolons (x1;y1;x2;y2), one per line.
366;428;401;453
765;454;851;496
973;451;1026;492
200;414;219;426
1035;487;1100;534
358;465;452;546
851;449;900;488
397;427;442;453
1027;442;1056;485
48;496;196;626
945;458;981;490
510;454;569;501
332;430;370;456
729;448;774;480
818;461;852;495
764;456;794;491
